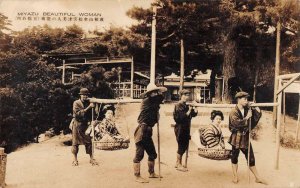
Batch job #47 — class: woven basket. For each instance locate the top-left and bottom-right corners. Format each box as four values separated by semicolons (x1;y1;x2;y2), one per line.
198;148;232;160
95;141;130;150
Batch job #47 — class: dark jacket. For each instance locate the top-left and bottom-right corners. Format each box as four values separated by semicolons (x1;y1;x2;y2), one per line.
228;105;261;149
71;99;93;145
173;101;197;140
134;97;161;143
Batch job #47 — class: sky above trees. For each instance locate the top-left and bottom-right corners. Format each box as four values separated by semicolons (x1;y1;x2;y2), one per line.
0;0;151;32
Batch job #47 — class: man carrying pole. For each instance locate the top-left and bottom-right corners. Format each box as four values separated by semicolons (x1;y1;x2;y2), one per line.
173;89;198;172
70;88;98;166
133;84;167;183
228;91;267;185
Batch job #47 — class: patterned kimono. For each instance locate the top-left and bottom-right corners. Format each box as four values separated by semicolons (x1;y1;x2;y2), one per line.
200;123;225;148
94;118;123;141
228;106;261;149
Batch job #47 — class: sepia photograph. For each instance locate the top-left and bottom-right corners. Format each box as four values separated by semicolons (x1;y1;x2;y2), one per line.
0;0;299;187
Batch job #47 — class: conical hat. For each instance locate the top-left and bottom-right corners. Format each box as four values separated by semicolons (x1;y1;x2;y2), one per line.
140;84;167;98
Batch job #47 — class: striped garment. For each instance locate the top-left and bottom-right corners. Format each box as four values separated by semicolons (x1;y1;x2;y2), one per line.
200;124;224;148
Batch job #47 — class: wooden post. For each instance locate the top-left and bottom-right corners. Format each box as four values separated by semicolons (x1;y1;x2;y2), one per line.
149;4;157;86
130;57;134;98
62;60;66;84
283;91;286;132
275;78;282;170
273;22;281;127
180;39;184;91
296;94;300;142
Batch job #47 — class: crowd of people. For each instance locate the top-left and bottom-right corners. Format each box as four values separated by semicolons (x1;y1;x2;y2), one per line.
70;87;267;185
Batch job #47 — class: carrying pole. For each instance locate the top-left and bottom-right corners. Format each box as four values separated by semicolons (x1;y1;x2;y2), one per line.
157;113;161;181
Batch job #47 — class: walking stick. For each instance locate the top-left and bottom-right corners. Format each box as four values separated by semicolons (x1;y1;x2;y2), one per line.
184;119;192;168
157;113;161;181
184;140;189;168
247;115;252;184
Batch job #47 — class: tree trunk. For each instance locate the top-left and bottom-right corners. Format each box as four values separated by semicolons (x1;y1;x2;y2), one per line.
222;38;237;103
210;68;216;100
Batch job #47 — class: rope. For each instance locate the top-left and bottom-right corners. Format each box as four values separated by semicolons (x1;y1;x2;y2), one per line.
117;98;131;138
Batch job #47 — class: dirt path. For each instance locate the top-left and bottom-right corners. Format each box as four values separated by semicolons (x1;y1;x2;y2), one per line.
5;104;300;188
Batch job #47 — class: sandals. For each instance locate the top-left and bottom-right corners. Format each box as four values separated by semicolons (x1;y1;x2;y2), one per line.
72;160;79;166
72;159;99;166
90;159;99;166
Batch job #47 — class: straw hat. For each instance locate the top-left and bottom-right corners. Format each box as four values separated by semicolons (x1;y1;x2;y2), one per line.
140;84;167;98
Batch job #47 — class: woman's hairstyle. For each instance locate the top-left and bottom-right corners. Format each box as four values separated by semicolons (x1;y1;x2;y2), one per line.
103;104;116;116
210;110;224;121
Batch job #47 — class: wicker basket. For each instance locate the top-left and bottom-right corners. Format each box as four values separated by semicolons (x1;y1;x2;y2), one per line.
95;141;130;150
198;148;232;160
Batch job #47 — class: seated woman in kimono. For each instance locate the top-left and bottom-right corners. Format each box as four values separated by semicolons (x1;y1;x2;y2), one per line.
94;105;128;142
200;110;225;149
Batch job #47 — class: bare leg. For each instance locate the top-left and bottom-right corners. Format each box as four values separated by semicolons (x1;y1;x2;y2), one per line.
249;166;267;185
71;145;79;166
89;154;98;166
176;153;188;172
231;164;238;183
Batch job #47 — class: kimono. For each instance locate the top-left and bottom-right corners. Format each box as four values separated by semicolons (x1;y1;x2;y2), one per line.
71;99;92;146
173;101;197;155
94;118;123;141
200;123;225;148
228;106;261;149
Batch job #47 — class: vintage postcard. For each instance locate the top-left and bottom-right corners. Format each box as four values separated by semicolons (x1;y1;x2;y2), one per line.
0;0;299;187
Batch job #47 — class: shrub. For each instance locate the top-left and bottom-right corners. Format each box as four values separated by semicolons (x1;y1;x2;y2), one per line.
280;133;300;150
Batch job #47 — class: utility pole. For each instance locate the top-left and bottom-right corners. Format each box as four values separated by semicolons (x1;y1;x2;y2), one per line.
179;39;184;90
149;3;157;87
273;21;281;127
